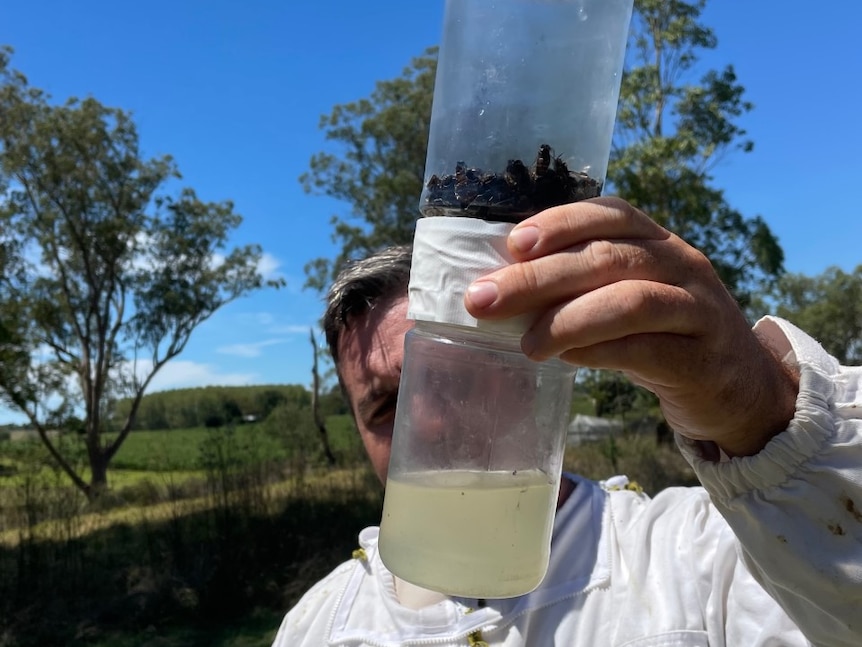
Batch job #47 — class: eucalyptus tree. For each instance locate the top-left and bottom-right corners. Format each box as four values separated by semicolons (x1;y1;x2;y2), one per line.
0;47;283;499
611;0;784;308
301;3;788;425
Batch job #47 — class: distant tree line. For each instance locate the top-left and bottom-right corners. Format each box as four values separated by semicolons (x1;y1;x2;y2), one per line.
109;384;348;431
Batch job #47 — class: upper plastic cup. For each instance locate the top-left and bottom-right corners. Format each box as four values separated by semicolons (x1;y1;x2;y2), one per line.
420;0;634;222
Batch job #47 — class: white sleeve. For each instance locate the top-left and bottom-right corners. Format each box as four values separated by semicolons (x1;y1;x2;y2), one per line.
679;316;862;647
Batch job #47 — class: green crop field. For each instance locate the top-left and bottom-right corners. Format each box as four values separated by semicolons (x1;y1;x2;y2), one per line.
1;415;360;478
110;426;285;472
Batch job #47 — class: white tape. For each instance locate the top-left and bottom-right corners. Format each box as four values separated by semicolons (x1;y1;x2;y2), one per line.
408;217;533;334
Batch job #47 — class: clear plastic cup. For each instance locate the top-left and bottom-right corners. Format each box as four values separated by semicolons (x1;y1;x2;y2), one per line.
420;0;634;222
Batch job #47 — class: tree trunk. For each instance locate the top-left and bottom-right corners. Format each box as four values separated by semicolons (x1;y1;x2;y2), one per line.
87;450;110;501
310;329;337;466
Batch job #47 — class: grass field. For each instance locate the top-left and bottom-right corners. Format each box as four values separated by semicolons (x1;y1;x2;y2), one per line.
0;408;699;647
109;415;362;470
0;456;383;647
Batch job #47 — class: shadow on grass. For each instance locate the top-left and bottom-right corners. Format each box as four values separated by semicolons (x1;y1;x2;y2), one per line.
0;470;383;647
69;607;284;647
0;434;697;646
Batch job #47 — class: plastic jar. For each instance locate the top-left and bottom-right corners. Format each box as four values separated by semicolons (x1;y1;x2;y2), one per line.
379;319;576;598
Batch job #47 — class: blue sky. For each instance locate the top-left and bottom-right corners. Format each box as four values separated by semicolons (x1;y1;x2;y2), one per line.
1;1;860;422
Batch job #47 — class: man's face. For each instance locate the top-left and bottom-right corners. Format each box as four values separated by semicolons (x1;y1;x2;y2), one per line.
337;296;413;484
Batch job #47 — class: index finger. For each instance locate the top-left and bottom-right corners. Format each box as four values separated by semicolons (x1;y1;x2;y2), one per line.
507;196;670;260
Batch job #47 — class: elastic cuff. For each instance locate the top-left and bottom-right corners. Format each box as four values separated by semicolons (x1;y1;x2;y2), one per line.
678;364;836;502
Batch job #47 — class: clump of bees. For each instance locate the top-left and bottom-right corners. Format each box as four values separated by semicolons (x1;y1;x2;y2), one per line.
422;144;602;223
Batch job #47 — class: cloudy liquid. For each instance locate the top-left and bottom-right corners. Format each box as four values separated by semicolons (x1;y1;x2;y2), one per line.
378;469;557;598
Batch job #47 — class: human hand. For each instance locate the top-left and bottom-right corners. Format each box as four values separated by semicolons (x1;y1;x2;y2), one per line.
463;197;799;457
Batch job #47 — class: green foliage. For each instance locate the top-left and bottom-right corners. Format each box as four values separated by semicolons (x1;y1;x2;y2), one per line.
261;402;317;461
569;390;596;417
301;5;784;305
611;0;784;309
317;413;364;464
299;5;789;418
0;414;691;645
0;46;284;498
106;414;360;474
109;427;215;472
261;405;362;470
770;265;862;364
579;369;657;419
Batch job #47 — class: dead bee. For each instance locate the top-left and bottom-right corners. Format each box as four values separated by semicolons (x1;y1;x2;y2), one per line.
505;159;531;189
535;144;552;177
552;153;571;177
454;164;485;204
454;161;468;185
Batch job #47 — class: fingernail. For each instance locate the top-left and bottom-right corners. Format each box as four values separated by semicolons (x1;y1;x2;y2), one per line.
466;280;499;309
509;225;539;253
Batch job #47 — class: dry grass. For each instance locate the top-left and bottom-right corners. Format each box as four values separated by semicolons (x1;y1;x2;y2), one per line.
0;466;380;547
564;432;699;494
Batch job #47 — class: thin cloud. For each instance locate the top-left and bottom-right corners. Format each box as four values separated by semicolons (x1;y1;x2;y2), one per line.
216;338;286;358
258;252;283;281
267;324;312;335
234;312;315;336
141;359;259;392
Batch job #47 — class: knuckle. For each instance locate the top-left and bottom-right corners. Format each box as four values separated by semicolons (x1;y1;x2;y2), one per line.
685;245;717;278
586;239;629;275
619;283;650;316
513;260;543;295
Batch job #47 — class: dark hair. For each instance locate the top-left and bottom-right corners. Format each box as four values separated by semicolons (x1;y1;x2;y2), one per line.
323;245;413;367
